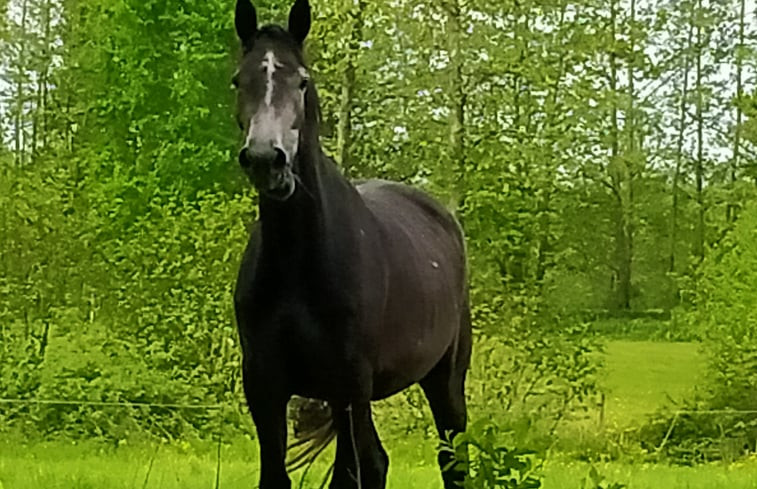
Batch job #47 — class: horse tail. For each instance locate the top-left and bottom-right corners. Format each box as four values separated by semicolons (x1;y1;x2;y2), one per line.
286;397;336;472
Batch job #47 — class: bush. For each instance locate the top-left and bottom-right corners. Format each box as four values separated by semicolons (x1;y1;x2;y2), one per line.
467;299;601;450
694;203;757;397
1;185;255;441
639;203;757;463
450;419;543;489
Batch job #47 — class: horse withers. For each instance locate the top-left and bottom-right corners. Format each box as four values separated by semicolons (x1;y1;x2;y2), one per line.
231;1;472;487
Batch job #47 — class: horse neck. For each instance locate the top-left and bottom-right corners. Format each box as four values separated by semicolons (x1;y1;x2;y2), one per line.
258;145;358;266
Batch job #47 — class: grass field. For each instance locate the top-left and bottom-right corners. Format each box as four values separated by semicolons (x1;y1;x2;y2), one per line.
601;340;705;427
1;340;742;489
542;458;757;489
3;440;757;489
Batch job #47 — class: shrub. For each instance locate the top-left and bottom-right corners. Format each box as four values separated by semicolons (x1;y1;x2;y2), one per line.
1;187;255;441
450;419;543;489
467;297;601;450
639;203;757;463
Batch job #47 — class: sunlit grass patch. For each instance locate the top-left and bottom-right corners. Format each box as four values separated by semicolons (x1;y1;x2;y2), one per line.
3;441;757;489
542;458;757;489
602;340;705;427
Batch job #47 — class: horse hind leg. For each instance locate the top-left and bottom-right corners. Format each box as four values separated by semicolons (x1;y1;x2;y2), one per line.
329;402;388;489
420;302;472;489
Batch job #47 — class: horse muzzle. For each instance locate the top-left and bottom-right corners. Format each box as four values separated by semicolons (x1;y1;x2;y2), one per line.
239;147;296;200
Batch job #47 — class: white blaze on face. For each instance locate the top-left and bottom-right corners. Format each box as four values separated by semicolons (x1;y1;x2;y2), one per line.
245;50;283;150
244;50;306;165
263;50;282;107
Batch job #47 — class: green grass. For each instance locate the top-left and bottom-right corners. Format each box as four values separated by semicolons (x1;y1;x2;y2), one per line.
0;437;444;489
3;440;757;489
0;439;441;489
601;340;705;427
0;339;721;488
542;458;757;489
0;440;256;489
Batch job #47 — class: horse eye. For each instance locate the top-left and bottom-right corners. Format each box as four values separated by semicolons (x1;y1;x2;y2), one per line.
231;74;239;89
299;78;309;91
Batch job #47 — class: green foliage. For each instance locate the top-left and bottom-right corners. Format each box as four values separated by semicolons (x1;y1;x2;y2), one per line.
695;202;757;424
696;203;757;398
0;0;251;440
639;204;757;463
450;419;543;489
0;181;255;440
466;294;601;448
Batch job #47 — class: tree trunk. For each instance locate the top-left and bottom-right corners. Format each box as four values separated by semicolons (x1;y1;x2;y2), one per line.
608;0;632;310
506;3;532;287
335;0;365;177
727;0;745;222
535;3;569;285
41;0;53;148
694;0;705;262
623;0;637;309
670;22;694;274
30;0;54;161
445;0;465;205
13;0;29;167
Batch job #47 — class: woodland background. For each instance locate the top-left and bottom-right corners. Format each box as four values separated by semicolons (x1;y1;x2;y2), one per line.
2;0;757;485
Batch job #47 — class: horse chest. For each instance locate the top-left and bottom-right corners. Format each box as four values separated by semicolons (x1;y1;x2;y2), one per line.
239;279;363;395
283;313;367;399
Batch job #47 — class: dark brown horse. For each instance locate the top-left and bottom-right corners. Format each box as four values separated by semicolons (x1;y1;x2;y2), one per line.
232;1;471;487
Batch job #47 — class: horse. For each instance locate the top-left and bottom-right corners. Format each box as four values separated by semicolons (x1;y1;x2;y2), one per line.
231;1;472;487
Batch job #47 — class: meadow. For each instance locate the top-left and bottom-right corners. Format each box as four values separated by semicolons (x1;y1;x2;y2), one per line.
600;341;704;427
5;441;757;489
4;340;752;489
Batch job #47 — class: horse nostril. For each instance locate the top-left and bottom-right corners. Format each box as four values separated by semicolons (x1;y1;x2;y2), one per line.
241;146;286;171
272;148;287;170
238;148;252;168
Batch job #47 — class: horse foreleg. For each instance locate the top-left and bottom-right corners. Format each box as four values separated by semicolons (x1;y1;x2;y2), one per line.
329;402;388;489
243;366;291;489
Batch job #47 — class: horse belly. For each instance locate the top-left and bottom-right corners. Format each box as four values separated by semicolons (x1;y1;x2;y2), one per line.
371;276;462;398
368;228;465;397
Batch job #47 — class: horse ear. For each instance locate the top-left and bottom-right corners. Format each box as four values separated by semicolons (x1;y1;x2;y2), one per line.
235;0;257;47
288;0;311;44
